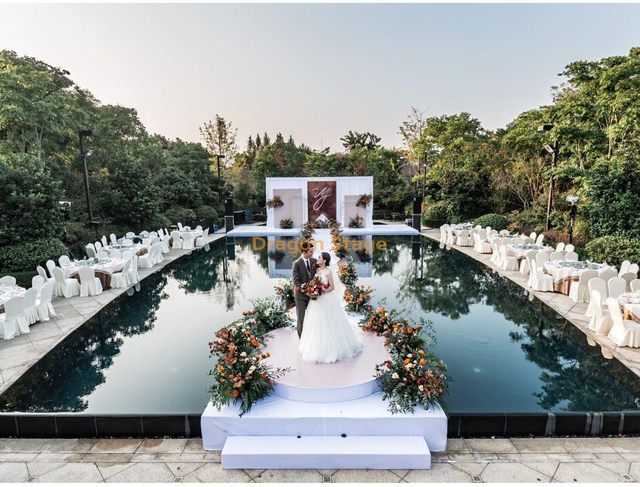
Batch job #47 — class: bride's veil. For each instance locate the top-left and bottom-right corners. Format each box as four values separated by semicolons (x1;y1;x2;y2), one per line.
329;260;346;297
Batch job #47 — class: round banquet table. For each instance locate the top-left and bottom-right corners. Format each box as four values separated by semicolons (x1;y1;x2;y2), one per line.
543;261;615;295
63;259;126;290
0;286;27;314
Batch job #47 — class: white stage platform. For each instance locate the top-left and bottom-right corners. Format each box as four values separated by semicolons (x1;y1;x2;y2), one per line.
226;224;418;237
201;392;448;453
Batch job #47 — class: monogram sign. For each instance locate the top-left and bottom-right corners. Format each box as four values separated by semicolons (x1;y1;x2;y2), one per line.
307;181;337;221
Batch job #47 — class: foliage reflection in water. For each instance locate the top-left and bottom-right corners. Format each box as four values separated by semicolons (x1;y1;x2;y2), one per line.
1;237;638;414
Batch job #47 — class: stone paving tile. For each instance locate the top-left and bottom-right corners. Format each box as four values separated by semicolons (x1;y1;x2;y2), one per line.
0;439;51;453
553;462;627;482
33;462;104;483
33;452;85;463
512;438;568;453
404;463;473;482
333;469;404;483
105;462;175;483
466;438;519;453
165;462;205;477
26;461;67;477
89;439;142;454
96;462;135;480
629;463;640;479
522;462;560;478
481;462;552;482
0;462;31;482
137;439;187;454
42;439;98;454
445;439;471;453
252;469;324;482
182;463;252;482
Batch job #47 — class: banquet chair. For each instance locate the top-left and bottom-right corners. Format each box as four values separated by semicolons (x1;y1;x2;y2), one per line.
629;263;639;274
161;235;171;253
549;251;564;262
140;231;150;238
0;297;25;340
475;230;492;254
97;250;109;259
196;225;203;232
122;250;134;261
128;255;140;284
45;260;57;279
556;242;565;253
158;229;165;238
110;233;118;245
535;234;545;245
525;252;538;286
86;245;96;259
110;250;122;260
153;243;164;265
78;267;103;297
569;269;597;303
607;297;640;347
620;272;638;291
490;239;502;265
445;227;456;246
586;278;607;317
485;227;492;235
564;251;579;261
101;236;108;247
520;250;536;277
456;229;472;247
565;244;575;253
530;257;554;292
52;267;80;298
196;228;210;248
182;232;195;250
599;268;617;284
439;225;448;243
149;231;158;238
31;275;45;297
619;260;631;275
23;287;39;326
0;275;16;286
59;255;70;267
37;266;54;285
36;282;56;322
112;260;132;289
488;230;498;239
608;277;627;299
178;222;183;230
502;237;514;246
500;246;518;271
514;237;525;245
529;232;537;240
631;279;640;293
122;239;133;246
138;245;156;269
499;230;510;237
95;241;103;252
589;291;613;336
523;237;534;245
126;232;136;239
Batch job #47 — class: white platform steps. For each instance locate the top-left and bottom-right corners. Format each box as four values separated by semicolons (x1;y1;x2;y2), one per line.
222;435;431;470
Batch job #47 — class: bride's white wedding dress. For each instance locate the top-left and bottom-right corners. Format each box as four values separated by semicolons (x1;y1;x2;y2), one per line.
298;273;363;364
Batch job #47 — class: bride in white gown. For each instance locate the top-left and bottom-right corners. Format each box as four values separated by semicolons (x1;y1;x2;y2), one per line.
298;252;363;364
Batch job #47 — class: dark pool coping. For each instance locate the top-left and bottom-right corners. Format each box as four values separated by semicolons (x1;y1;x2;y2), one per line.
1;411;639;439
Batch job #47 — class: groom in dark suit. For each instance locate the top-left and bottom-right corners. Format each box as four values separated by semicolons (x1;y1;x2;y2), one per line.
292;245;317;338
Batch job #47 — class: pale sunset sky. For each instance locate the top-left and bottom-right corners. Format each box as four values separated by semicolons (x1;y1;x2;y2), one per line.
1;3;640;151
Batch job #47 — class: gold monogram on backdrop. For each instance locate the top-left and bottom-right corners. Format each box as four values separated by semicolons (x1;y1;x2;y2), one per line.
307;181;337;221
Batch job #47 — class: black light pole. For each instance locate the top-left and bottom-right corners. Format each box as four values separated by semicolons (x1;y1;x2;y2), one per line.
567;195;579;245
78;130;99;226
538;124;559;232
215;154;226;181
421;159;428;205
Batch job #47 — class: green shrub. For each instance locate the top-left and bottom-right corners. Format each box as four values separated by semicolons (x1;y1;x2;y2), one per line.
473;213;508;231
196;205;219;222
584;236;640;269
507;209;544;235
163;208;197;226
422;202;453;227
0;238;68;273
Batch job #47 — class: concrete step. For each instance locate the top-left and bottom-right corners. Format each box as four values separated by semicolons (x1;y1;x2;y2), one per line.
221;435;431;470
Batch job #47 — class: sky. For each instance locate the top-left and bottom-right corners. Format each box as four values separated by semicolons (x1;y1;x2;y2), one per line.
1;3;640;151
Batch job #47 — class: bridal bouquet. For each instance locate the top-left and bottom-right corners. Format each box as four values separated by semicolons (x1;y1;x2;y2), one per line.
297;276;327;300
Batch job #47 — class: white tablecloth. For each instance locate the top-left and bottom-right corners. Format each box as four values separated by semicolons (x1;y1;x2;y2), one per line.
508;244;553;260
618;293;640;323
0;286;27;313
62;259;126;279
543;261;615;295
103;244;147;256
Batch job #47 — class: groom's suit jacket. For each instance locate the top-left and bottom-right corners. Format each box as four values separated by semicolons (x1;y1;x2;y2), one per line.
292;257;317;302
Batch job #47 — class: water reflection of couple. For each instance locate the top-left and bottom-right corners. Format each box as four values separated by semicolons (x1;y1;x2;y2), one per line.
292;248;362;364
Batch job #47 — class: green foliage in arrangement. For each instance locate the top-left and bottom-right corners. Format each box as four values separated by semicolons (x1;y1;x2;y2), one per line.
0;238;68;274
584;236;640;269
473;214;509;231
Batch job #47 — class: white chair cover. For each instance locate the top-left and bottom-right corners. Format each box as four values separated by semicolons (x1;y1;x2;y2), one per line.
0;296;25;340
620;272;638;291
59;255;70;267
101;236;108;247
196;228;210;248
631;279;640;293
620;260;631;275
122;250;134;261
97;250;109;259
46;260;56;279
23;287;38;326
607;297;640;347
36;282;56;322
535;234;544;245
608;277;627;299
589;290;612;336
500;246;518;271
52;267;80;298
586;278;607;317
569;269;597;303
565;244;575;253
556;242;565;253
182;232;195;250
171;231;182;250
629;263;639;274
129;255;140;284
31;275;45;296
549;251;564;261
599;268;618;284
564;251;579;261
78;266;103;297
0;276;17;286
110;250;122;260
112;260;132;289
110;233;118;245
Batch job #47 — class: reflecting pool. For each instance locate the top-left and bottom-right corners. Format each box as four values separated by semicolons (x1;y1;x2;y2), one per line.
1;236;639;413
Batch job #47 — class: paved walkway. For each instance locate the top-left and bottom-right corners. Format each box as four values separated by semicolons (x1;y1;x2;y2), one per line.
0;437;639;482
420;228;640;379
0;232;226;395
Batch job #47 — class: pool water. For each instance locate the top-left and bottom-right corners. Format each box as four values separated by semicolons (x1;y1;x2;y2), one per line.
1;236;638;414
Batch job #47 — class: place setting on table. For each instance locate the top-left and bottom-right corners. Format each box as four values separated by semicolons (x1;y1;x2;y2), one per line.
507;243;553;260
450;222;475;236
543;259;616;295
0;284;27;313
103;242;148;256
63;257;126;290
618;292;640;323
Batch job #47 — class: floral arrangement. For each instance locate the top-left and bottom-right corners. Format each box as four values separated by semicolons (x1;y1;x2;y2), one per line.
241;296;293;338
299;220;316;242
360;305;399;335
312;219;330;229
338;258;358;286
349;215;365;228
279;218;294;229
296;275;327;300
266;195;284;209
356;193;373;208
375;318;449;414
208;320;289;416
329;221;350;259
344;284;372;313
274;278;295;309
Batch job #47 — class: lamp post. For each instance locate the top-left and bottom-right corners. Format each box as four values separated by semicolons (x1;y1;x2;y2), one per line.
78;130;99;227
538;124;559;231
566;195;579;245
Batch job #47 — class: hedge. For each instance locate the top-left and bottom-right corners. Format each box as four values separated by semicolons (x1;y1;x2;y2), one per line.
584;236;640;269
0;238;68;273
473;213;509;231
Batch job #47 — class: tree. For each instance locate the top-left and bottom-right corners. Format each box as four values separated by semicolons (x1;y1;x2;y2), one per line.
399;107;429;166
199;115;239;176
340;131;381;151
